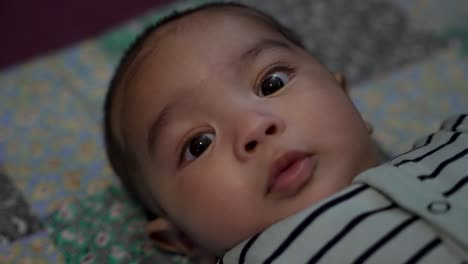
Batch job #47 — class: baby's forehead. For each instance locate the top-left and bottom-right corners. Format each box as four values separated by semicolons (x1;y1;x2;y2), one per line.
132;8;294;84
146;6;283;50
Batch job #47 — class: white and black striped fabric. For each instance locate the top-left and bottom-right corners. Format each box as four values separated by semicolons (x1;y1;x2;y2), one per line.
219;114;468;264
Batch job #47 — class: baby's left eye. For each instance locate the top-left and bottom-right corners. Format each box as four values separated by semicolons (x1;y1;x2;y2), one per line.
182;133;214;162
259;71;290;96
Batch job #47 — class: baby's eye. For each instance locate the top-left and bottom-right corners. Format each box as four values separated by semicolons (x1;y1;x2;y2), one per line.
182;133;215;162
259;70;290;96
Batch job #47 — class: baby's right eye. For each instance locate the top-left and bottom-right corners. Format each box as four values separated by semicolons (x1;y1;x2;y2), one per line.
258;69;291;97
182;133;215;162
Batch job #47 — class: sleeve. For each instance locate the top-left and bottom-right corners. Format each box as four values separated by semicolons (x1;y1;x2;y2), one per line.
356;113;468;261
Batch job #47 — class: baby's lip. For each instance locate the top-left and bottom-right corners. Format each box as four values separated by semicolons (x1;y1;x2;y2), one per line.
266;150;315;197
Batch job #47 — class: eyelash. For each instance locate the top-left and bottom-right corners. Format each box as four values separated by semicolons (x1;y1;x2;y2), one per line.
178;128;213;165
254;63;295;95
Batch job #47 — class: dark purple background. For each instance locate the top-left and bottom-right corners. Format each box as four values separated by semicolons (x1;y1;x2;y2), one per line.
1;0;172;70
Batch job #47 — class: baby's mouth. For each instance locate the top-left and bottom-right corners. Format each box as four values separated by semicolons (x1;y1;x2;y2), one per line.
266;151;316;197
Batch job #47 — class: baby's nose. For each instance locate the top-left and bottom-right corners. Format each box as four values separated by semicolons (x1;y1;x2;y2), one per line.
244;124;277;152
235;112;284;162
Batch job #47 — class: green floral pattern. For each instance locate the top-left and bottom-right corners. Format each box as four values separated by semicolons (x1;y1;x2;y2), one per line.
45;185;189;264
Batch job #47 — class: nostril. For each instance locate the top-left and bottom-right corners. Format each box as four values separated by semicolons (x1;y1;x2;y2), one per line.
265;125;276;135
245;141;257;152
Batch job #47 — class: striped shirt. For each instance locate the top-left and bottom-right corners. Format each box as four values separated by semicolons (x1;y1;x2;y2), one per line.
219;114;468;264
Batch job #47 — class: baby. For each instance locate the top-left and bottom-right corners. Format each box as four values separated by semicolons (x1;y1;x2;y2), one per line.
104;2;468;263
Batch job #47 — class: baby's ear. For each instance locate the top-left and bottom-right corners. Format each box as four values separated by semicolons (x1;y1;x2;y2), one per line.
147;218;218;263
146;217;195;255
333;73;348;94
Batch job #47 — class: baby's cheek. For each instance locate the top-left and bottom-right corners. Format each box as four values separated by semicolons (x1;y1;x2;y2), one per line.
183;201;249;254
175;155;269;253
179;186;261;253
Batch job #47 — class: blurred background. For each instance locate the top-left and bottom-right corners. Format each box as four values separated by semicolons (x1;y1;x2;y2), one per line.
1;0;172;69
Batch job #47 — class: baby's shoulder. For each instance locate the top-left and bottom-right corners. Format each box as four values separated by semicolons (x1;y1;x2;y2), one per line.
439;113;468;133
411;113;468;150
388;113;468;167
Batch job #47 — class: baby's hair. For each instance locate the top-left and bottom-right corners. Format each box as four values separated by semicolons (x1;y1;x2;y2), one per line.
103;2;306;219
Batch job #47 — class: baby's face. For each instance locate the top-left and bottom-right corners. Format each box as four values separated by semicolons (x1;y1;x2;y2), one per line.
113;9;380;254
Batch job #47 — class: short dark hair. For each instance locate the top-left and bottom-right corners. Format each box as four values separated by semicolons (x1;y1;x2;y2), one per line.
103;2;305;219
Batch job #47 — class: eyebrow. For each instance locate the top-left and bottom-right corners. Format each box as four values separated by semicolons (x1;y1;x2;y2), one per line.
239;38;293;64
147;100;179;154
147;38;294;154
